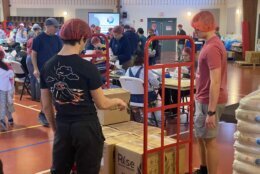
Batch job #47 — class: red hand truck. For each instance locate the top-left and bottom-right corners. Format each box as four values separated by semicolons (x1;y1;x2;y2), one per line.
143;35;195;174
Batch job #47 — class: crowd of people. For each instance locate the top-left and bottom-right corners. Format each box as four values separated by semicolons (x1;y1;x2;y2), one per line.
0;10;227;174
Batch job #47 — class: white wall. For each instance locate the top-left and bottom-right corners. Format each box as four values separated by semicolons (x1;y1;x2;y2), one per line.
121;0;227;37
226;0;243;36
9;0;118;21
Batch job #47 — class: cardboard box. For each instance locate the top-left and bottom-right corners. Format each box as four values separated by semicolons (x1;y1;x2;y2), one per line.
245;51;260;64
102;126;122;138
100;133;139;174
115;137;186;174
97;88;130;125
108;121;166;135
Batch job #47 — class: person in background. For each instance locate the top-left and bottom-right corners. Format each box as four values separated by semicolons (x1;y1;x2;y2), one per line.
168;47;192;116
31;18;63;127
110;25;132;70
94;26;101;34
27;23;34;38
3;38;21;53
107;27;113;40
0;47;15;132
191;11;227;174
26;23;42;101
125;50;159;102
137;28;147;51
147;28;159;65
123;25;139;56
9;26;17;41
215;26;221;39
40;18;127;174
0;24;6;43
15;23;28;45
151;23;159;36
172;47;191;79
177;24;186;60
90;24;96;34
91;36;112;84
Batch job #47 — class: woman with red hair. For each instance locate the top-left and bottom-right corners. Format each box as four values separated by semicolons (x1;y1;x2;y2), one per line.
40;19;126;174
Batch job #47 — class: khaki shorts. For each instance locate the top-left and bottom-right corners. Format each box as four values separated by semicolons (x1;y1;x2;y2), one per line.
194;101;225;139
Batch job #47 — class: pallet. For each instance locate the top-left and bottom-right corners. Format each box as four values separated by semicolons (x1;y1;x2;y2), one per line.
235;61;260;67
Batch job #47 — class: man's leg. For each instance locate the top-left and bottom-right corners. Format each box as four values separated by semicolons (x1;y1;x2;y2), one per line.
194;101;208;174
198;138;207;166
205;138;218;174
26;55;36;100
37;80;49;127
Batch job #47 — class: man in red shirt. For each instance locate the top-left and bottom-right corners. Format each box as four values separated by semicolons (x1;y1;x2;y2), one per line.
191;11;228;174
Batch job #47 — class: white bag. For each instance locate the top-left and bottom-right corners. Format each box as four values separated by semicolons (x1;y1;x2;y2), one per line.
233;160;260;174
234;131;260;146
234;141;260;155
235;151;260;166
236;108;260;123
239;89;260;111
237;120;260;134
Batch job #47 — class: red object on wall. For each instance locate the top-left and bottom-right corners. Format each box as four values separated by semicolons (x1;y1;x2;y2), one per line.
242;21;249;60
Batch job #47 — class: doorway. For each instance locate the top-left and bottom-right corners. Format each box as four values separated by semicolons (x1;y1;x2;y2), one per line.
147;18;177;52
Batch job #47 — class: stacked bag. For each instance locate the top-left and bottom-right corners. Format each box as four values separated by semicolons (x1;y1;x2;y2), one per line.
233;89;260;174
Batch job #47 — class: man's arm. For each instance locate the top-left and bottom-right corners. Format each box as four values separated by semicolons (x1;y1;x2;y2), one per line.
41;89;56;131
31;50;40;79
206;67;221;128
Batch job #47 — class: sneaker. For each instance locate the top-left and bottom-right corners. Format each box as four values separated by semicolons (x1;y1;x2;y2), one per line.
8;119;14;126
38;112;49;127
0;120;7;132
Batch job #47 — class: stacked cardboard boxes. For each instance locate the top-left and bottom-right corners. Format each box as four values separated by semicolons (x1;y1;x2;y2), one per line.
245;51;260;64
115;135;186;174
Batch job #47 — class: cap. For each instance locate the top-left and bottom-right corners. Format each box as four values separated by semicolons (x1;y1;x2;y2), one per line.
19;23;24;27
60;18;92;40
45;18;60;27
191;11;216;32
32;23;42;30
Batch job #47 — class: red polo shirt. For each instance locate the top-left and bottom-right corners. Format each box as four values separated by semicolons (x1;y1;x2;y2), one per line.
196;35;228;104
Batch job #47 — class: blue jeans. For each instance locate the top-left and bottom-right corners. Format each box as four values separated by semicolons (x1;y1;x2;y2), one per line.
26;55;40;100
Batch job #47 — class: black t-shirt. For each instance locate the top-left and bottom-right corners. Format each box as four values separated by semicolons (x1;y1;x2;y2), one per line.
177;29;186;44
40;54;103;121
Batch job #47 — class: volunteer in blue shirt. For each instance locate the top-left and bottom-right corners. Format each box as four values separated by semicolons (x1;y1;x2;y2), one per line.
123;25;139;55
31;18;63;127
109;25;132;70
